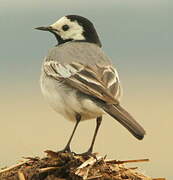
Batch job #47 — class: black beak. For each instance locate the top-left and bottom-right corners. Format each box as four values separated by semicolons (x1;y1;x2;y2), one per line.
35;26;58;32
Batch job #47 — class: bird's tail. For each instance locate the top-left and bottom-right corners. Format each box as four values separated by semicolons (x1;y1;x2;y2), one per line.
102;104;145;140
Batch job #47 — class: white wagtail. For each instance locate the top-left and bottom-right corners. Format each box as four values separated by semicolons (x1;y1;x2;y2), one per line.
36;15;145;155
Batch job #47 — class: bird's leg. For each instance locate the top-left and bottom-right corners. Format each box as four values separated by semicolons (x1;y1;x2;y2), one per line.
86;116;102;154
77;116;102;156
58;114;81;153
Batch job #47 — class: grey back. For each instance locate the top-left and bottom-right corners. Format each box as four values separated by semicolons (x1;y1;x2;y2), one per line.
45;42;112;66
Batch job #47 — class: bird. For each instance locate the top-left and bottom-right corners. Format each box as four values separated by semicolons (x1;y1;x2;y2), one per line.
35;15;146;155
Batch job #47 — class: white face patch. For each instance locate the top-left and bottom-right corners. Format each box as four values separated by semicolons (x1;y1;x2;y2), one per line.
50;16;85;41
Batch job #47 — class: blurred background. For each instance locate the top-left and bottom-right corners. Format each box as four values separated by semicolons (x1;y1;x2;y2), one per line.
0;0;172;179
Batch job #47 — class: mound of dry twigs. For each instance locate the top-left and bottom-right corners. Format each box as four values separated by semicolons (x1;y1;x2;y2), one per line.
0;150;165;180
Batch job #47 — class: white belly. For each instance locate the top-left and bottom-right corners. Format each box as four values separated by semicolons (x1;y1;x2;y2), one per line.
40;73;104;121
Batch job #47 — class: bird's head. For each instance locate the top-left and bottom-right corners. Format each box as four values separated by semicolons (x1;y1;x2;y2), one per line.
35;15;102;47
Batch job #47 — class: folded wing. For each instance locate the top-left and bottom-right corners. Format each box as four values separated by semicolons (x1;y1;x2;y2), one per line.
43;60;121;104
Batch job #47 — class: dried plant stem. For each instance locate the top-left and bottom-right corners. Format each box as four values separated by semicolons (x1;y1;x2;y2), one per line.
106;158;149;164
0;161;28;175
18;171;26;180
39;167;59;173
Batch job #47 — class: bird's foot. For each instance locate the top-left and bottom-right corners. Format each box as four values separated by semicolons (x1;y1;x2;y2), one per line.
57;145;76;156
73;148;96;158
44;145;74;159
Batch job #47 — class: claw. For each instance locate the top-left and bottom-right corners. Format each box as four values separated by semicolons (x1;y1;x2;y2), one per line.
57;145;72;154
74;149;93;157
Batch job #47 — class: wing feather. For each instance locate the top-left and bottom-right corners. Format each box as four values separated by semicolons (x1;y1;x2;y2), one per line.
43;61;121;104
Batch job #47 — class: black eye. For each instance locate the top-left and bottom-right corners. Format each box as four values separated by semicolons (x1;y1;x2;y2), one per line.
62;24;70;31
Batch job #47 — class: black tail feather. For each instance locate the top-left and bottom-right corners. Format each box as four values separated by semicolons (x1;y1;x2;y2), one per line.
102;104;145;140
